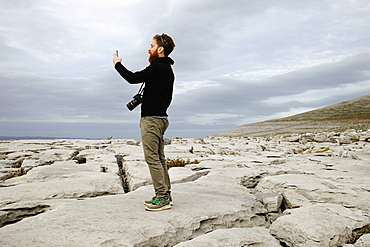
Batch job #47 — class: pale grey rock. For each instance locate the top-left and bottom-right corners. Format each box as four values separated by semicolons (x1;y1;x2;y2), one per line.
0;169;267;247
353;234;370;247
0;160;124;202
300;137;308;144
0;201;51;227
256;174;332;207
255;193;284;213
339;136;352;144
186;159;234;170
240;171;269;189
302;132;314;142
122;161;210;191
170;167;210;184
286;134;300;142
126;140;140;145
119;160;152;191
254;165;370;212
346;131;360;140
313;133;328;142
270;203;369;247
0;134;370;246
359;134;370;142
174;227;281;247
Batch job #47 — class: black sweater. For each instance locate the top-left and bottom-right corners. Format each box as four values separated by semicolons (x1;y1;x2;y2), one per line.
115;57;175;117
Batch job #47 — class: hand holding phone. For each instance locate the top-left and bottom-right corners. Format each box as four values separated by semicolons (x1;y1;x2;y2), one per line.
113;50;122;65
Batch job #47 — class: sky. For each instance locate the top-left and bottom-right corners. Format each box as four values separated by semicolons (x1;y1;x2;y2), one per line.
1;0;370;139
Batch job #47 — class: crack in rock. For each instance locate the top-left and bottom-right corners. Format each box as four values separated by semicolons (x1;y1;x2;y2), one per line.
135;209;268;247
0;203;51;228
115;154;130;193
67;150;87;164
171;170;210;184
67;150;80;160
115;155;212;194
241;173;295;226
240;172;269;189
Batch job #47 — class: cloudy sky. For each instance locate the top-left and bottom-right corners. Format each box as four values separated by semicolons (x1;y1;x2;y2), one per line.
1;0;370;139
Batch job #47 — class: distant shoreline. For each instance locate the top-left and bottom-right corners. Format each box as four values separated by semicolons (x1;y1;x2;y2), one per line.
0;136;91;141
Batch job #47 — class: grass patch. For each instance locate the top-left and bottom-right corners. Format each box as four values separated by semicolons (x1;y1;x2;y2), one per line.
348;224;370;244
1;167;26;181
167;158;199;169
315;147;330;153
12;161;22;168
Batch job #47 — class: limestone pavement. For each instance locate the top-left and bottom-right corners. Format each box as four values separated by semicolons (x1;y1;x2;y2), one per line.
0;130;369;246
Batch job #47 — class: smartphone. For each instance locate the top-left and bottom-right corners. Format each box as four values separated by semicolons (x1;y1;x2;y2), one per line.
116;50;119;57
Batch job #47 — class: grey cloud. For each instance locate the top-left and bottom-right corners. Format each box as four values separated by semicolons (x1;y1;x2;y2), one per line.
1;0;370;138
265;53;370;94
170;53;370;126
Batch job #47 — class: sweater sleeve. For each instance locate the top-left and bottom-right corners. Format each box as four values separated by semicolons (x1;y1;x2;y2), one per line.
115;62;155;84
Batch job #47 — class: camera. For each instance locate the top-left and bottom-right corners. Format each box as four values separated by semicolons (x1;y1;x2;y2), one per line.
126;93;143;111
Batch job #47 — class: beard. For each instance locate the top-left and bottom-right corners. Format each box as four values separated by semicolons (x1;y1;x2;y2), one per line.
148;48;159;63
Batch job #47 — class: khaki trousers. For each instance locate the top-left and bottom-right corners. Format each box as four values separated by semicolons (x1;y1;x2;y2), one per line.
140;116;171;198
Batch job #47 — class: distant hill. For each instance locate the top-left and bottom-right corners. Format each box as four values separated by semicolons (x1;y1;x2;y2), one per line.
216;94;370;137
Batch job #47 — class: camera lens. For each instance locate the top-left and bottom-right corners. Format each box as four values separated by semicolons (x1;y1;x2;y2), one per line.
126;94;143;111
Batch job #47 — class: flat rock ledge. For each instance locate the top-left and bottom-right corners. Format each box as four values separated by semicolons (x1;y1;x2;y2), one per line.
0;131;369;246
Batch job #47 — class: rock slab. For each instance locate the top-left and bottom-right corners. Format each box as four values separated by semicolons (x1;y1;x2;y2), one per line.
270;203;369;247
0;133;370;246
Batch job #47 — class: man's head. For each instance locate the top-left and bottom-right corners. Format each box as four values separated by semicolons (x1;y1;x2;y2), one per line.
148;33;175;63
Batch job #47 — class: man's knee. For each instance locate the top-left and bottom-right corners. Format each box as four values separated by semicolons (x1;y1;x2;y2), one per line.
144;155;161;165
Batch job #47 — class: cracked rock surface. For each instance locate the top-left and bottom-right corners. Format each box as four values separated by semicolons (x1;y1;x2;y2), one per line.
0;132;370;246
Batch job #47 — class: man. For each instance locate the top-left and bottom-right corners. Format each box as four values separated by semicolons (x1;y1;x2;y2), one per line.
113;34;175;211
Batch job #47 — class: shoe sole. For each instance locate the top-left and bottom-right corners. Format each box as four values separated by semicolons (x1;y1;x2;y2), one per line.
145;205;172;211
143;201;173;206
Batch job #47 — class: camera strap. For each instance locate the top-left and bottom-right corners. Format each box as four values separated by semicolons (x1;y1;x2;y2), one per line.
138;83;145;95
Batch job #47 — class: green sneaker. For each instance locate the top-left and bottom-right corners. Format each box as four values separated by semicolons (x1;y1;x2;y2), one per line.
145;197;171;211
143;196;156;206
144;196;173;206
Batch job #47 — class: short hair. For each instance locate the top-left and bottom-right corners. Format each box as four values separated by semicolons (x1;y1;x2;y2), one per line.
153;33;175;57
